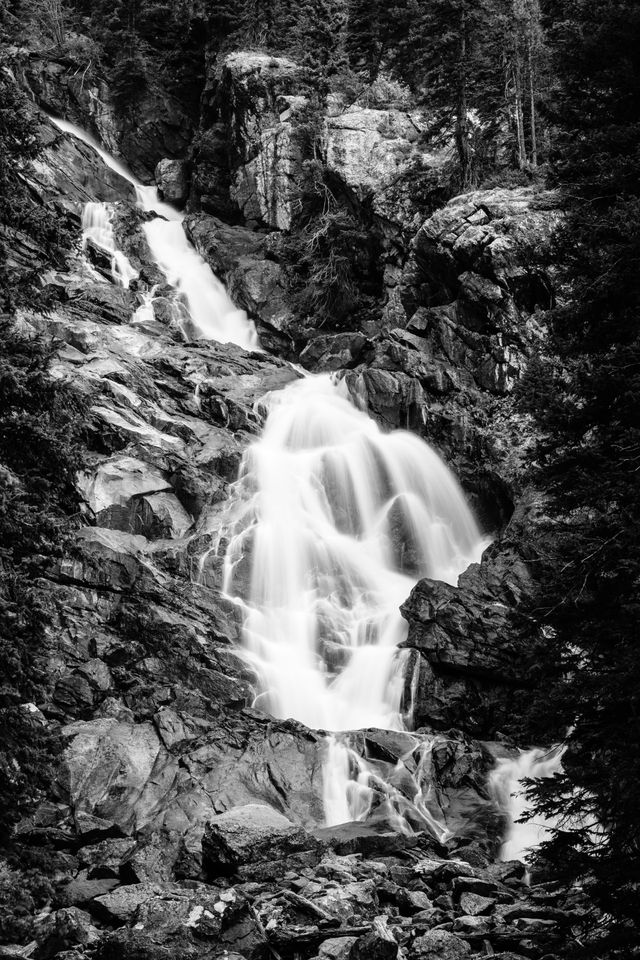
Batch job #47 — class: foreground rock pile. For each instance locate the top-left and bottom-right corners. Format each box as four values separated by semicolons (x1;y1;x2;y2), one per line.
6;802;587;960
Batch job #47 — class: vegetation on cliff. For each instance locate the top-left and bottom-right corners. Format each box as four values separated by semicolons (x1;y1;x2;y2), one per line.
0;22;86;940
19;0;548;190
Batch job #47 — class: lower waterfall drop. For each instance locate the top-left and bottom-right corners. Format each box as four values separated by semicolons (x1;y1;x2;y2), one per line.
490;746;566;861
222;374;488;830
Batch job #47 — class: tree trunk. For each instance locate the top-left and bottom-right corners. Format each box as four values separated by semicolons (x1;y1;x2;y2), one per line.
456;12;472;187
514;41;527;168
528;34;538;167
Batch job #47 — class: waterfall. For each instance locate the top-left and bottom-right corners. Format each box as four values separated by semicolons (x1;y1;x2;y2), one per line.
49;115;555;854
81;202;138;288
49;116;258;350
223;374;488;828
489;746;565;861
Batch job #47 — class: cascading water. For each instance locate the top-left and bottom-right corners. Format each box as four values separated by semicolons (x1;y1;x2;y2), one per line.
222;374;488;830
489;746;565;861
45;112;566;857
49;116;258;349
81;202;138;288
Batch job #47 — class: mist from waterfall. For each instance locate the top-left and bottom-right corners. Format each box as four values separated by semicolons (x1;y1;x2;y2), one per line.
222;374;487;827
49;116;258;350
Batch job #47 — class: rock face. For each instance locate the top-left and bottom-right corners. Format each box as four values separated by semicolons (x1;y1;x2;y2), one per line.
400;493;549;734
184;214;296;351
342;186;561;525
403;481;574;748
22;47;194;180
323;93;446;227
192;52;304;226
192;54;443;231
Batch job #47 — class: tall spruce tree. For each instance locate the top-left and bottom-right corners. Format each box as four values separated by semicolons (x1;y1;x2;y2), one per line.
515;0;640;951
346;0;393;82
383;0;514;186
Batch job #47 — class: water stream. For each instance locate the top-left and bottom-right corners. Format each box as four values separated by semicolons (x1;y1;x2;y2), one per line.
221;374;488;830
52;113;556;854
49;115;258;349
490;746;565;861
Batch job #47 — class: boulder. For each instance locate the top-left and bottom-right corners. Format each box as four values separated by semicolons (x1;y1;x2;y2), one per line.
92;882;161;923
349;918;398;960
155;158;188;204
34;907;100;959
203;804;314;875
452;915;491;934
78;455;172;518
319;937;358;960
409;930;471;960
79;838;137;879
120;829;183;883
458;892;495;915
58;877;120;907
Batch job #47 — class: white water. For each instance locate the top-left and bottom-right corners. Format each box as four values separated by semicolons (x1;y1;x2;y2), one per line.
81;202;139;288
50;116;557;853
222;374;487;826
489;746;565;861
49;116;258;349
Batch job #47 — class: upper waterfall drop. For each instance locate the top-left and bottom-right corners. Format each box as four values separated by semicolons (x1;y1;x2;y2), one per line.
223;374;487;735
48;115;258;350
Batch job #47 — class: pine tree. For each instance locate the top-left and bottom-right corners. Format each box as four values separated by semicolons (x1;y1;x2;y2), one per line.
345;0;392;82
505;0;545;167
514;0;640;949
289;0;348;79
385;0;508;186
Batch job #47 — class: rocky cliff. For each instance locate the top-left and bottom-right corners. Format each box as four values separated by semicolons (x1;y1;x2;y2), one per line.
0;39;581;960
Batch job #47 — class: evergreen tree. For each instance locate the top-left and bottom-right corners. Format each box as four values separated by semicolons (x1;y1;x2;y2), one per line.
384;0;512;186
346;0;392;82
505;0;545;167
515;0;640;950
289;0;348;80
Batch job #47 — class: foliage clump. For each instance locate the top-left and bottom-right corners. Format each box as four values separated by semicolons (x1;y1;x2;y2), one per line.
280;159;382;331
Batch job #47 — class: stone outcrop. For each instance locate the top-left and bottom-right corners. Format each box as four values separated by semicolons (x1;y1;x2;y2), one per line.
322;92;446;227
192;52;304;227
155;158;189;204
184;214;296;351
400;492;552;735
21;47;194;180
341;186;561;525
191;54;444;232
